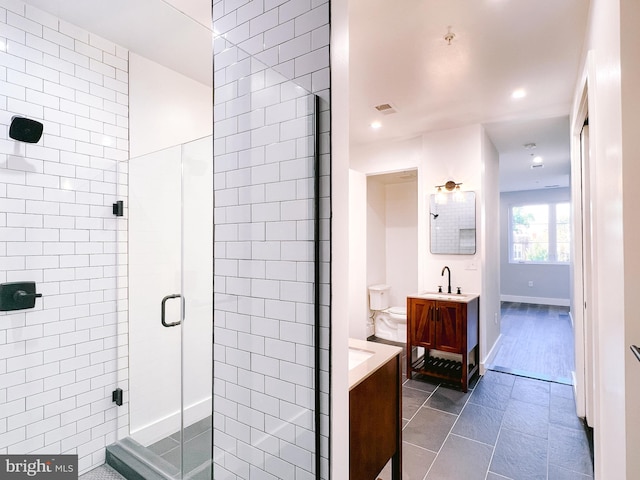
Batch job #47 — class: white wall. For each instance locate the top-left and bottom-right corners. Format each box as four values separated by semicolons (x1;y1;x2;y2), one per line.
128;54;212;158
480;128;501;371
366;178;386;289
573;0;636;477
0;1;128;472
421;126;482;293
385;181;418;307
330;0;350;475
349;169;367;339
621;2;640;476
500;188;571;305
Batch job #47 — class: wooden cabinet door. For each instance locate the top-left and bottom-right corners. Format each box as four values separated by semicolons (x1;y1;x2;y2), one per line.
408;298;435;348
435;301;463;353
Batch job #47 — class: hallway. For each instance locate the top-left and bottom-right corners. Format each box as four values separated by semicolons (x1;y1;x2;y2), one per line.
378;370;593;480
489;303;574;384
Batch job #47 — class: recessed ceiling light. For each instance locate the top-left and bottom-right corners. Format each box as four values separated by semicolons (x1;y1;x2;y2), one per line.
511;89;527;99
370;122;382;129
532;156;543;164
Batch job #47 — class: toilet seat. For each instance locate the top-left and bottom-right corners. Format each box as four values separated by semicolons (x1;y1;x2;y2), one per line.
384;306;406;320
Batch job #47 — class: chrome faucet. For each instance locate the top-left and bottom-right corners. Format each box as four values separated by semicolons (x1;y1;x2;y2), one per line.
441;266;452;294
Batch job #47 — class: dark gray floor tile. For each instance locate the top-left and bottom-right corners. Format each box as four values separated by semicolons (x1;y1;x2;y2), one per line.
482;370;517;387
170;418;212;444
452;402;504;446
490;428;548;480
147;436;180;456
548;464;593;479
550;382;575;400
403;376;439;393
550;395;584;431
548;425;594;476
377;442;437;480
402;385;432;420
502;398;549;439
487;473;512;480
469;379;512;411
426;434;492;480
487;474;512;480
162;431;213;473
402;407;457;452
425;386;470;415
511;377;550;407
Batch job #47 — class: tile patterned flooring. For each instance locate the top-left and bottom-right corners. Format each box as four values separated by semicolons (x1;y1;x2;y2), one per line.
83;371;593;480
378;370;593;480
489;303;574;384
84;302;590;480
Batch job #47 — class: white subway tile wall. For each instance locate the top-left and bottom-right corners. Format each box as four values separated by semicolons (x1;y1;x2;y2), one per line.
213;0;330;477
0;0;128;474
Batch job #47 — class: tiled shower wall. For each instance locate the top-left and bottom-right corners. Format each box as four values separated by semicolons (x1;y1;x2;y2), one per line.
0;0;128;473
213;0;330;478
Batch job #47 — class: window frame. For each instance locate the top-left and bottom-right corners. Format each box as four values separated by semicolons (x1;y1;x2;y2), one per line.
508;201;571;265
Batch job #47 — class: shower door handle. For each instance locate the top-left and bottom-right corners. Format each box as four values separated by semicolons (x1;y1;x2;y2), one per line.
161;294;184;327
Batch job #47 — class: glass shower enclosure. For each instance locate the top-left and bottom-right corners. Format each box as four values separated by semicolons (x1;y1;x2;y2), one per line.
109;136;214;480
108;39;326;480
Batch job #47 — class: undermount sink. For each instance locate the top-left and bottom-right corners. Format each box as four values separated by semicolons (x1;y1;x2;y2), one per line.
348;347;374;370
414;291;477;302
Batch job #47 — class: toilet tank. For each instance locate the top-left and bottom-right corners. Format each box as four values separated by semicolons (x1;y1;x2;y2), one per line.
368;284;390;311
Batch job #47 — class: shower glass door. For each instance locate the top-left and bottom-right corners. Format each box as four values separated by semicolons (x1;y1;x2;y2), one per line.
125;135;213;479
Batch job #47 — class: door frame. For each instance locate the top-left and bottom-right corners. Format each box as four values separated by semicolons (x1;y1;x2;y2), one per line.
570;51;597;428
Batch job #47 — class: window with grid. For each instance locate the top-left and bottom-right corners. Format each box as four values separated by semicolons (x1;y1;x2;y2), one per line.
510;202;570;264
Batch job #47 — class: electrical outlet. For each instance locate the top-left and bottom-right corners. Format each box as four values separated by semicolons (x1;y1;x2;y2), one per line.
528;281;534;287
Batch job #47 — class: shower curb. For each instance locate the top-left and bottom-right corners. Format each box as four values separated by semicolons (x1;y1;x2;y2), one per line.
106;442;172;480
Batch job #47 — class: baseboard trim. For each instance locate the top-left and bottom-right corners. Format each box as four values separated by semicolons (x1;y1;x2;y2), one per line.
481;333;502;375
500;295;570;307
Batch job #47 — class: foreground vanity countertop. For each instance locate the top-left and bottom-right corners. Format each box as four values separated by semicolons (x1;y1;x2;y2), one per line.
349;338;403;390
408;291;480;303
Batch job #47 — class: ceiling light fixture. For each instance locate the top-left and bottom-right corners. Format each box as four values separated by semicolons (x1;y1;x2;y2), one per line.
511;89;526;99
370;121;382;129
443;26;455;45
532;155;543;164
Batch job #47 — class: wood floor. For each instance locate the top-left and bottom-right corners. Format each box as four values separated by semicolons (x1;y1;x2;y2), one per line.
488;302;574;384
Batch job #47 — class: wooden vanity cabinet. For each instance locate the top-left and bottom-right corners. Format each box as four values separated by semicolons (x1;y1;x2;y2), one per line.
407;296;479;392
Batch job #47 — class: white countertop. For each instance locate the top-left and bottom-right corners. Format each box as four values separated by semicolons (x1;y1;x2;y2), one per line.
407;291;479;303
348;338;403;390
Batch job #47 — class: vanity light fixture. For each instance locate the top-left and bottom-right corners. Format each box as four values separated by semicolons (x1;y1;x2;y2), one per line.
435;180;462;192
444;26;456;45
435;180;463;204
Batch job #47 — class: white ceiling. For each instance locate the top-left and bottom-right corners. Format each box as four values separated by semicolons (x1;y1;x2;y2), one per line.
20;0;212;86
350;0;590;191
21;0;590;192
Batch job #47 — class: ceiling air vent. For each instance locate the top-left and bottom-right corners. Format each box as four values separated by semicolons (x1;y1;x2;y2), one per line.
530;164;544;169
374;103;397;115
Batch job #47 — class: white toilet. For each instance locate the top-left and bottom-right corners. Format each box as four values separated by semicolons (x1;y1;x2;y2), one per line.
368;284;407;343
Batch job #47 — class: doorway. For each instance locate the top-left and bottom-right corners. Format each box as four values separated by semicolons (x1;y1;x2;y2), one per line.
486;117;575;385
